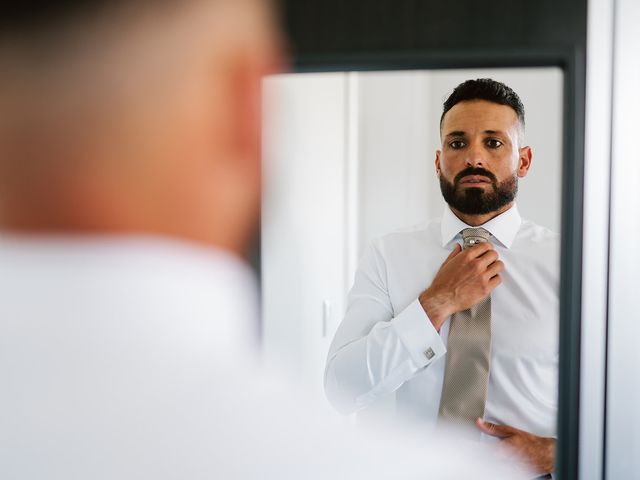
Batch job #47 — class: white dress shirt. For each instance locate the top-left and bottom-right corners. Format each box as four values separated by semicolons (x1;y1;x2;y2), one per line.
0;234;529;479
325;204;559;439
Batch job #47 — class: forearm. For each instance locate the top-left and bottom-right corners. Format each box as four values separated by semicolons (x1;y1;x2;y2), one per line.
325;299;446;414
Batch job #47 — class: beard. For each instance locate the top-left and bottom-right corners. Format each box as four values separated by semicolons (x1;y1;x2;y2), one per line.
439;167;518;215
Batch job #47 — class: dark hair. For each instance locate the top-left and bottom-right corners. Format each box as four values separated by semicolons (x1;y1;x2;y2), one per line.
440;78;525;130
1;3;99;33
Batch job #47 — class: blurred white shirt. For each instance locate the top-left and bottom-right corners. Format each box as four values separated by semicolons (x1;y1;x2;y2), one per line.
325;205;559;439
0;234;529;479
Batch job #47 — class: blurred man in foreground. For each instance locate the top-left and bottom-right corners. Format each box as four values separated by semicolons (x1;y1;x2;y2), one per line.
0;1;528;478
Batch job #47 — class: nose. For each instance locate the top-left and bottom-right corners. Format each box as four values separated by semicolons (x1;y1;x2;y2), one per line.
465;143;486;168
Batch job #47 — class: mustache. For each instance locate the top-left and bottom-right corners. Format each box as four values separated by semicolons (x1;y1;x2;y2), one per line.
453;167;497;185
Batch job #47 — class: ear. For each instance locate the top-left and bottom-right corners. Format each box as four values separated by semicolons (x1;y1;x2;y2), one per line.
232;56;265;167
517;146;532;178
229;37;284;170
435;150;442;177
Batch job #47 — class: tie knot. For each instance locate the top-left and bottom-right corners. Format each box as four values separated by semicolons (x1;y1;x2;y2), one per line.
461;227;491;249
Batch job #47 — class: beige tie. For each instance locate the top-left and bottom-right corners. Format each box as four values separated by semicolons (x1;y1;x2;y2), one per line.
438;227;492;427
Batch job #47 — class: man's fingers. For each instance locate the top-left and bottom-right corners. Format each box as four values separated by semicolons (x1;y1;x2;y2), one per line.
476;250;500;270
485;259;504;278
444;243;462;264
475;418;515;438
464;241;494;259
487;274;502;290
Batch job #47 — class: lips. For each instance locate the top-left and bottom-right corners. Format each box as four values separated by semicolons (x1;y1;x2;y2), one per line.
458;175;491;185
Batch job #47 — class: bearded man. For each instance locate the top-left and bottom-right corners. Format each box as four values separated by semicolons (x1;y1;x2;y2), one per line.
325;78;559;478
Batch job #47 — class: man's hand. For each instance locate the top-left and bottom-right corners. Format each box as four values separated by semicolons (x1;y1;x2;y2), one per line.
418;242;504;331
476;418;556;475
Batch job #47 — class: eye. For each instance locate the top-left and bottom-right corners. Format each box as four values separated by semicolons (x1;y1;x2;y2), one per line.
449;140;466;149
486;138;503;148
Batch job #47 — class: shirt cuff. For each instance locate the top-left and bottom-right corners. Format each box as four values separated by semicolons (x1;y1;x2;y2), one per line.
390;299;447;368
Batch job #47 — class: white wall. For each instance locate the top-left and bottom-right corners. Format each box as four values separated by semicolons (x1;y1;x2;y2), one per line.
261;73;349;394
356;71;433;255
605;0;640;476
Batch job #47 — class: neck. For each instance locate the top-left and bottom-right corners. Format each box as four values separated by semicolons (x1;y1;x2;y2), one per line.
0;180;256;259
449;202;514;227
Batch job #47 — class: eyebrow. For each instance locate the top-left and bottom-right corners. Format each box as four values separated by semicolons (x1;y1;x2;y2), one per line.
444;129;507;138
444;130;466;138
483;130;505;136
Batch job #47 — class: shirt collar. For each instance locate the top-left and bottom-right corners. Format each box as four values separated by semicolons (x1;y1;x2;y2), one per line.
440;204;522;249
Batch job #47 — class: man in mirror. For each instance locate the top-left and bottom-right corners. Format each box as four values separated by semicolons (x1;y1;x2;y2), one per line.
326;78;559;477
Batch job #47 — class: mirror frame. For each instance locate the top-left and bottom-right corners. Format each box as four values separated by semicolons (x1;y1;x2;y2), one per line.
286;46;586;480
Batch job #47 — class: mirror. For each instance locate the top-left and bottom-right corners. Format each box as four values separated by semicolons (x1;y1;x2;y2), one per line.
260;67;563;446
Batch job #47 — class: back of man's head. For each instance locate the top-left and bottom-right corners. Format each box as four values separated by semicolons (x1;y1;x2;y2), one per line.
0;0;282;255
440;78;525;134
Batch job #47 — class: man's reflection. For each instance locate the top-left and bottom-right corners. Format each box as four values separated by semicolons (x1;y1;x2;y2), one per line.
325;79;559;476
